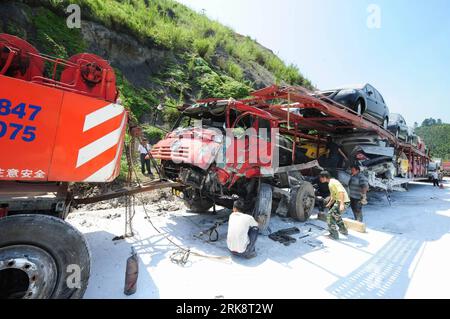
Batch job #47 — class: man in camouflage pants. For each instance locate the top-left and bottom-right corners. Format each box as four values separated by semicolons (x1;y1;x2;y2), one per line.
319;171;350;240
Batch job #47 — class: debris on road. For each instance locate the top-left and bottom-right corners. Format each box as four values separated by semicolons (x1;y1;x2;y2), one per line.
269;227;301;246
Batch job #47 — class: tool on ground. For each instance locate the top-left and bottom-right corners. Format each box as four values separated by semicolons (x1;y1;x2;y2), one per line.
305;222;327;231
170;249;191;266
269;227;300;246
304;238;324;248
124;247;139;296
196;219;228;242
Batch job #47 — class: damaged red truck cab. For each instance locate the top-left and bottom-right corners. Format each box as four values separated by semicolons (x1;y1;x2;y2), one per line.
152;99;317;230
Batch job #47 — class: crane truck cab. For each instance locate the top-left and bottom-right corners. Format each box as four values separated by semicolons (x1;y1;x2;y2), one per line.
0;34;126;299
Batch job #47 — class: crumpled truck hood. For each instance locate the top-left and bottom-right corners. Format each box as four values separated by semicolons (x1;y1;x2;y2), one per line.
151;127;223;171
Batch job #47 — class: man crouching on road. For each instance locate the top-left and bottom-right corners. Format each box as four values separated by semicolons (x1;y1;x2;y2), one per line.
227;199;259;259
349;165;369;222
319;171;350;240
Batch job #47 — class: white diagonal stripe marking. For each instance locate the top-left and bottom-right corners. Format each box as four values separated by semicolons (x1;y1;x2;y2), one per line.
83;159;116;182
76;114;127;168
83;103;124;132
83;116;127;182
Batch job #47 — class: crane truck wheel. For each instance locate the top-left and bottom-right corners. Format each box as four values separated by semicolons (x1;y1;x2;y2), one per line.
288;182;316;222
253;183;273;232
0;214;90;299
182;188;214;213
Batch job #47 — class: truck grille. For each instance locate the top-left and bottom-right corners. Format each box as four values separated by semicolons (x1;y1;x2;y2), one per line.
151;146;189;160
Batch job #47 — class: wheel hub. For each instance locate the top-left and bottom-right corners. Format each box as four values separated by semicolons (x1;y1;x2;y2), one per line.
303;195;315;213
0;245;57;299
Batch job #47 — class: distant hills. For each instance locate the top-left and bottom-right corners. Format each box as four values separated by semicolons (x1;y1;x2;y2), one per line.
416;118;450;160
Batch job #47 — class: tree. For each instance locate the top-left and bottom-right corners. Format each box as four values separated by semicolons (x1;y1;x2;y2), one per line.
422;118;437;127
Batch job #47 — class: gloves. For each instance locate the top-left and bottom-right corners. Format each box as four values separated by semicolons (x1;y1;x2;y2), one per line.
361;193;368;205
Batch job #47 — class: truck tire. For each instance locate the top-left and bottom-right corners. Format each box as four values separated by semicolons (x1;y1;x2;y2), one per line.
355;100;363;115
183;189;214;213
253;183;273;232
0;214;90;299
288;182;315;222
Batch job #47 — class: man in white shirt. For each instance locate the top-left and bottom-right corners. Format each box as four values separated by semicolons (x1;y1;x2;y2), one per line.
227;199;259;259
432;171;439;187
138;138;153;177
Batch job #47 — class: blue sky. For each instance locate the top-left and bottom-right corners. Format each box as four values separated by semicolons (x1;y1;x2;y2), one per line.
176;0;450;125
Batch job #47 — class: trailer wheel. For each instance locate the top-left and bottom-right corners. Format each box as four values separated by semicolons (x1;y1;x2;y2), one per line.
183;189;214;213
253;183;273;232
288;182;316;222
0;214;90;299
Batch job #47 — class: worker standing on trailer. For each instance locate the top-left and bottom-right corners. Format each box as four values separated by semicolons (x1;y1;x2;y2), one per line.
319;171;350;240
138;138;154;177
348;165;369;222
326;136;348;174
227;199;259;259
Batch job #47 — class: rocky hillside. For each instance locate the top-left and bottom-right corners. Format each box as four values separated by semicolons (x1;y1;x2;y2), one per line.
0;0;312;140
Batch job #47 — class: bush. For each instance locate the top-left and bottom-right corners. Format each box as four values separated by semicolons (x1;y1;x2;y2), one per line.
220;76;250;99
226;61;244;81
142;125;166;144
194;38;212;58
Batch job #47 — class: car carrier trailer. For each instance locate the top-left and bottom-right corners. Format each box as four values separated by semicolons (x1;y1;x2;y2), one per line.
151;85;430;233
0;34;181;299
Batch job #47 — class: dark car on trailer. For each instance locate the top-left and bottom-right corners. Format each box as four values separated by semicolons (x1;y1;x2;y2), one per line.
387;113;409;141
311;84;390;129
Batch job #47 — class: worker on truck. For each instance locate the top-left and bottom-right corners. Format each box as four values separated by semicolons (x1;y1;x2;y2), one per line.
138;138;154;177
311;175;331;213
348;165;369;222
319;137;349;177
227;199;259;259
319;171;350;240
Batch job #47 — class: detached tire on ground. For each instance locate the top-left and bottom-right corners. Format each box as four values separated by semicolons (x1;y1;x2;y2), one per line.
0;214;90;299
183;189;214;213
288;182;316;222
253;183;273;232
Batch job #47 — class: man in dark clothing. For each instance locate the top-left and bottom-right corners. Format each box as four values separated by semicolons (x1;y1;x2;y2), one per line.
326;136;349;169
319;137;349;177
348;165;369;222
312;176;331;213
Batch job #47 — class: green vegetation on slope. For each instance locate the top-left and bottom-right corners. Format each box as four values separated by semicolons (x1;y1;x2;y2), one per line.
416;120;450;160
32;6;87;57
43;0;311;88
1;0;313;131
